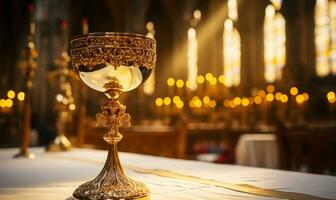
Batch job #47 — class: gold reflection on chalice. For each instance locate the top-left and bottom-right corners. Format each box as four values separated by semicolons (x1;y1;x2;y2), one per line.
70;32;156;200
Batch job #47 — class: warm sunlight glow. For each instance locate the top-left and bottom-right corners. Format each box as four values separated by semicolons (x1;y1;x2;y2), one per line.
188;27;198;91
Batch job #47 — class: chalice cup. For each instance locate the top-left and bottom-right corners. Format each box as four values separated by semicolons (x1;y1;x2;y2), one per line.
70;32;156;200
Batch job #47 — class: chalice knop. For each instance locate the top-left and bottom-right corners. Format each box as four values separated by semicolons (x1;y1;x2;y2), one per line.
70;32;156;199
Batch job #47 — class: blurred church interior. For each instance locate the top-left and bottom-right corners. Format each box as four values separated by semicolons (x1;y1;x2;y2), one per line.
1;0;336;176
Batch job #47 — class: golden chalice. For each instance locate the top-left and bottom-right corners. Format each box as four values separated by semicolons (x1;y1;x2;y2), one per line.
70;32;156;199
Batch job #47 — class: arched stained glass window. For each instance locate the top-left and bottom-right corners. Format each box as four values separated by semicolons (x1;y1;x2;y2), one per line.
223;19;241;87
315;0;336;77
187;10;201;91
187;27;198;91
223;0;241;87
264;4;286;83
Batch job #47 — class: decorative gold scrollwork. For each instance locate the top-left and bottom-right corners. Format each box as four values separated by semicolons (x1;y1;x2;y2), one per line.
70;33;156;70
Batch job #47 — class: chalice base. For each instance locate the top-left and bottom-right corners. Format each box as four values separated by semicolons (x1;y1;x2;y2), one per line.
13;150;36;159
46;135;72;152
73;144;150;200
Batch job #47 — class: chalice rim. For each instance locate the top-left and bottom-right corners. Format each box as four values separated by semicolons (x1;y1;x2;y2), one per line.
71;32;155;41
69;32;156;70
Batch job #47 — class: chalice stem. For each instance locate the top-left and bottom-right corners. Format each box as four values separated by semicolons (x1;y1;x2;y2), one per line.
96;143;125;183
94;96;128;182
73;93;149;199
107;143;122;172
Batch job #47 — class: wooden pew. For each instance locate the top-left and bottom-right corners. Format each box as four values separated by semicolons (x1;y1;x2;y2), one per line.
81;118;187;159
276;123;336;175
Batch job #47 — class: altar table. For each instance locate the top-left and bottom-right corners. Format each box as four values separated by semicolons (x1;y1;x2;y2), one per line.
0;148;335;200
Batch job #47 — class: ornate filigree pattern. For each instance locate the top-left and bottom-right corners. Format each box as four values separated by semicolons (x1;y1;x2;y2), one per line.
73;145;150;200
103;78;123;99
96;101;130;128
70;33;156;70
73;177;149;200
96;100;130;144
71;34;155;49
94;79;131;144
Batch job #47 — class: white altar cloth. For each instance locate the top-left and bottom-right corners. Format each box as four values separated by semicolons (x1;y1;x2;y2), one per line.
0;148;335;200
236;134;279;168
